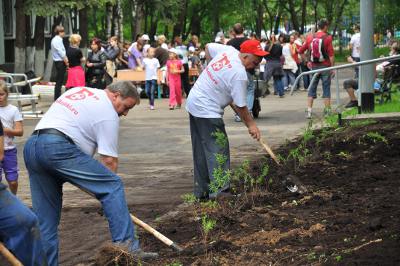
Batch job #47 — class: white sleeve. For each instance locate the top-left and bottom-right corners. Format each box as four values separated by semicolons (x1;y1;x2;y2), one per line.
94;119;119;158
207;43;229;59
231;76;248;107
350;36;355;45
13;107;23;122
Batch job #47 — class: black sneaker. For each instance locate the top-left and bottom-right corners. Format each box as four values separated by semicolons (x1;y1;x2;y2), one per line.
345;100;358;108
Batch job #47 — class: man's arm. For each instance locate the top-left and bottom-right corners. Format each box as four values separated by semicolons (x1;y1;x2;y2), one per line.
99;155;118;173
230;103;261;141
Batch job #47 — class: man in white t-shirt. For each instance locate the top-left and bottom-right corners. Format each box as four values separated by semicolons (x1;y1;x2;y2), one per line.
23;81;158;265
186;39;267;200
349;24;361;78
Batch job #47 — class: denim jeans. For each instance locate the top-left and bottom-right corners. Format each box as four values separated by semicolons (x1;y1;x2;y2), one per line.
23;134;139;265
246;72;255;112
308;66;332;98
283;70;296;89
145;79;157;106
0;184;47;266
274;76;284;96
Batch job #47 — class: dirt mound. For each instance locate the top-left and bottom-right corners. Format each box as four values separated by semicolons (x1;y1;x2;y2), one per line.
138;118;400;265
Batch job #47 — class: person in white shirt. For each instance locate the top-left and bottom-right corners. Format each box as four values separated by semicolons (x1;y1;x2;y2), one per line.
186;40;266;200
0;81;23;195
23;81;158;265
349;24;361;78
51;25;69;101
143;47;161;109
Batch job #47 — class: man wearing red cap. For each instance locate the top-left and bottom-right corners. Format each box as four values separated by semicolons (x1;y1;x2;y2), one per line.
186;39;267;200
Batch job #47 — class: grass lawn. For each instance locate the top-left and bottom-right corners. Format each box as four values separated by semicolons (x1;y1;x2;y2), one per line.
335;47;391;63
325;84;399;125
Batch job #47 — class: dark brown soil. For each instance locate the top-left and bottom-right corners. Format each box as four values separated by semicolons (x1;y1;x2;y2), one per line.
134;118;400;266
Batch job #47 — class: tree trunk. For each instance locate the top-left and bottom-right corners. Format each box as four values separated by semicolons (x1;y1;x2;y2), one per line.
106;2;113;39
211;1;220;36
255;0;264;37
134;0;144;40
34;16;45;76
25;14;35;72
300;0;307;33
92;7;99;37
116;0;123;42
173;0;188;39
79;7;88;48
190;4;202;37
287;0;300;33
14;0;26;73
149;12;158;41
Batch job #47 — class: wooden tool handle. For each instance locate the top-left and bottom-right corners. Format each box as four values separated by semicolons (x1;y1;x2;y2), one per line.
0;242;23;266
259;138;280;165
130;214;183;252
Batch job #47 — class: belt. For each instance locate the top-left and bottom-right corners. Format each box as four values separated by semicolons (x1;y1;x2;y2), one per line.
32;128;74;144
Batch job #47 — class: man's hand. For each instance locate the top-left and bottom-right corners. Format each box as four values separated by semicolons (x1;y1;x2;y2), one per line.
99;155;118;173
230;104;261;141
248;124;261;141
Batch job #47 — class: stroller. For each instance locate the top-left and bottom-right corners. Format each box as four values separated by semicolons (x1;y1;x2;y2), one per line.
374;62;400;104
252;70;269;118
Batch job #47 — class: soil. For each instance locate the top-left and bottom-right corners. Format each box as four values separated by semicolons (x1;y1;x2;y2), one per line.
130;118;399;266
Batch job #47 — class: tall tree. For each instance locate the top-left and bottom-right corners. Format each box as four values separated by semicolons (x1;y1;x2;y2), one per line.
14;0;26;73
34;16;46;76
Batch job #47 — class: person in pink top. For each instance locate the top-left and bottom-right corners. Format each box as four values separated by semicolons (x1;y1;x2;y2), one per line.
166;48;184;110
298;19;335;119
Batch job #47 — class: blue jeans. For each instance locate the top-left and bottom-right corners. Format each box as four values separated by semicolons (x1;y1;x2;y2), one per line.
308;66;332;98
145;79;157;106
23;134;139;265
283;70;296;89
0;184;47;266
274;76;284;96
246;72;255;112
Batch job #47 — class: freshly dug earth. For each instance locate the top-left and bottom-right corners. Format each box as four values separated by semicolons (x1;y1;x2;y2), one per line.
133;118;400;265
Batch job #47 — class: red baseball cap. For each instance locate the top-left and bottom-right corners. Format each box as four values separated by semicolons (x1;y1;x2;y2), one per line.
240;40;268;57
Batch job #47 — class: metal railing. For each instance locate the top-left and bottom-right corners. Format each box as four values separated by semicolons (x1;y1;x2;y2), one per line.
290;55;400;109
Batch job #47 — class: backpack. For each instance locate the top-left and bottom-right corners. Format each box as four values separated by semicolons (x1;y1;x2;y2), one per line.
310;33;329;63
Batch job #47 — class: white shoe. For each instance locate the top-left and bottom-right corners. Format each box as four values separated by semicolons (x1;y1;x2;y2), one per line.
234;114;241;122
306;110;312;119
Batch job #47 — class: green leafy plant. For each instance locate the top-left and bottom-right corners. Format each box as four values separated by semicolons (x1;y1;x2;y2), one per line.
201;214;217;257
338;151;352;159
209;130;231;195
165;261;183;266
200;200;219;209
181;193;198;204
365;132;388;144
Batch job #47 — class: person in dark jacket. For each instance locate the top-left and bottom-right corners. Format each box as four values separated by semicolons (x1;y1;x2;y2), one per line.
264;38;285;97
86;38;107;89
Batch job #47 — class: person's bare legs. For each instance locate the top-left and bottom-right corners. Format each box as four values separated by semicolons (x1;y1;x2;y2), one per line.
307;97;314;109
8;181;18;195
347;88;357;101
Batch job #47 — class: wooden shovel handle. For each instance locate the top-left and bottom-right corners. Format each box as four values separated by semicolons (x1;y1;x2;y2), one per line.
0;242;23;266
259;138;280;165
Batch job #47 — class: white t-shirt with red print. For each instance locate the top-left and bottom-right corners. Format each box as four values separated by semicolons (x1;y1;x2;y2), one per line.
35;87;119;157
186;43;248;118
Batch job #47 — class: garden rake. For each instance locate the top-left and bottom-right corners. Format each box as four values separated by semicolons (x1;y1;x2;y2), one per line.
258;138;307;194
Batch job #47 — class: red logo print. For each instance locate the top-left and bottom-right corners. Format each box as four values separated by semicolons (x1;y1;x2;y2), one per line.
211;53;232;71
65;88;95;101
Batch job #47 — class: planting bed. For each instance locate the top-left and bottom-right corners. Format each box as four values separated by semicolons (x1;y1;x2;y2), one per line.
134;118;400;266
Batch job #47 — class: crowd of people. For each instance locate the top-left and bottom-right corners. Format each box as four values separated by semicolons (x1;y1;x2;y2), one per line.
1;18;400;265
